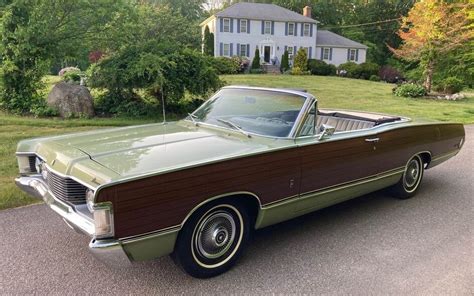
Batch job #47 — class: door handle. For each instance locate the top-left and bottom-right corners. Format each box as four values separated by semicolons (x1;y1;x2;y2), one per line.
365;138;379;143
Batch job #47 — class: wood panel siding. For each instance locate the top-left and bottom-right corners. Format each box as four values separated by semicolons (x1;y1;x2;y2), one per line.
98;123;464;239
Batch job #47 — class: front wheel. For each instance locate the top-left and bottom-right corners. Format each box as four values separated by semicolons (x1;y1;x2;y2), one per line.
172;201;250;278
391;155;424;199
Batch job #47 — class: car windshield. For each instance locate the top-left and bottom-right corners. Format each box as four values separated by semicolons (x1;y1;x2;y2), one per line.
190;88;307;137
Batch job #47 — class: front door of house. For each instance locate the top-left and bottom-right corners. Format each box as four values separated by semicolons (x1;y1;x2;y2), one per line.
264;46;271;63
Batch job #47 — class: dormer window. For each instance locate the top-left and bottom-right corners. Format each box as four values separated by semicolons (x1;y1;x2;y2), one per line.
288;22;296;36
223;18;231;32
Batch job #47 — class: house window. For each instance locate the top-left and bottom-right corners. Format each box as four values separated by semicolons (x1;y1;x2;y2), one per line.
239;44;247;57
287;46;294;60
349;49;357;61
303;23;311;36
240;19;247;33
223;43;230;56
264;21;272;34
303;47;309;58
323;48;330;60
288;22;295;36
223;18;230;32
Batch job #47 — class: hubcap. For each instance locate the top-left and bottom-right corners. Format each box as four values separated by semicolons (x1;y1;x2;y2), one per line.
405;159;420;188
195;211;236;259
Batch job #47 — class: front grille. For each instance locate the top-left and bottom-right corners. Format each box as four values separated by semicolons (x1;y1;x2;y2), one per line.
44;168;87;204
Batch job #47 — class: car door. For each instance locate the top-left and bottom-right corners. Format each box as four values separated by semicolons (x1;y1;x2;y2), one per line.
295;111;381;213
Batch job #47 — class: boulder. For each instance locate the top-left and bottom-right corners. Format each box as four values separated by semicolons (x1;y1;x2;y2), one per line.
47;82;94;117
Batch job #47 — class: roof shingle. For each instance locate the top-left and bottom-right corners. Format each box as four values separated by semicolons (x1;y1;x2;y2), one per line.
216;2;318;23
316;30;368;49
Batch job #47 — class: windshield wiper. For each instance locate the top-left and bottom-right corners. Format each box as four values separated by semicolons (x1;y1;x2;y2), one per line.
187;113;199;126
216;118;251;138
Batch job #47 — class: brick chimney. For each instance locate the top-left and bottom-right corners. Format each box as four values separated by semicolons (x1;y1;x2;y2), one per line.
303;6;312;18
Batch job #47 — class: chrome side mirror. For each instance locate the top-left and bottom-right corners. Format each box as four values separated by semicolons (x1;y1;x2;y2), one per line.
318;124;335;140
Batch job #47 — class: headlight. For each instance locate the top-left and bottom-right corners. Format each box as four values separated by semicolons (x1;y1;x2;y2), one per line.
86;189;95;212
17;155;36;174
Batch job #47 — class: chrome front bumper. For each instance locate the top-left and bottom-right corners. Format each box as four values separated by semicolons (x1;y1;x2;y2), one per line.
15;175;131;267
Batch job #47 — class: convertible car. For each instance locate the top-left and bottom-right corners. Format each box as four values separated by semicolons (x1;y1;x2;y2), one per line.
16;86;464;278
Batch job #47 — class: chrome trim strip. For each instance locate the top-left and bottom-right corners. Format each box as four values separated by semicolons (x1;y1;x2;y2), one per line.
431;149;459;162
262;167;405;209
119;225;182;242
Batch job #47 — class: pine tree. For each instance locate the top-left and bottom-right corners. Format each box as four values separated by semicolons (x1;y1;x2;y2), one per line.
280;50;289;73
251;48;261;69
293;48;308;71
203;26;214;56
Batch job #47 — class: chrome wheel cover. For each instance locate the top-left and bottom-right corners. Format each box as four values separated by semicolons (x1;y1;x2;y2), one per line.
191;204;244;269
403;156;423;193
195;211;236;259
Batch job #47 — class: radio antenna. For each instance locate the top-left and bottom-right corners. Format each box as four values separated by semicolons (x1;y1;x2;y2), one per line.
161;85;166;124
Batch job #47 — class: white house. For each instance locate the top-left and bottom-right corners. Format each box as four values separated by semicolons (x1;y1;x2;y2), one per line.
200;2;368;67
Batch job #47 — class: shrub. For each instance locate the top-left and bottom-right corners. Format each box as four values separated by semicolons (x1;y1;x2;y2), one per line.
353;62;380;80
393;83;427;98
62;70;82;84
280;50;289;73
379;65;404;83
58;66;81;76
337;62;358;78
293;48;308;73
212;57;240;74
290;67;310;75
435;76;464;94
307;59;336;76
249;68;266;74
369;75;380;82
29;102;59;117
251;48;261;70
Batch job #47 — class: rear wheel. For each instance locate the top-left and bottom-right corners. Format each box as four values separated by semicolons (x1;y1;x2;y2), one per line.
391;155;424;199
172;200;250;278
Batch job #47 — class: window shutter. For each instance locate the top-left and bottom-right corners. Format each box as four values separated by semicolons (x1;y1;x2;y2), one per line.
230;43;233;56
230;19;233;33
285;22;288;36
237;43;240;55
347;49;350;61
261;21;264;34
247;20;250;34
329;48;333;60
220;43;223;56
271;21;275;35
247;44;250;57
301;23;304;36
294;23;298;36
356;49;359;61
284;45;287;52
294;46;297;55
309;47;312;59
310;24;313;37
219;18;223;32
237;19;240;33
320;47;323;60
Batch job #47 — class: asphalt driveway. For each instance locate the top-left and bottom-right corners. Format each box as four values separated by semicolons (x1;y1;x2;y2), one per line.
0;126;472;295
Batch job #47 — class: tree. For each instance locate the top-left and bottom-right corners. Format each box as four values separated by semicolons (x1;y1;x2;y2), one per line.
293;47;308;71
280;50;289;73
251;48;261;69
390;0;473;92
203;26;214;56
0;0;130;113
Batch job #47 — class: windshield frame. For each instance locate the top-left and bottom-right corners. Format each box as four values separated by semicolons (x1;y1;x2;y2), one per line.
186;86;316;139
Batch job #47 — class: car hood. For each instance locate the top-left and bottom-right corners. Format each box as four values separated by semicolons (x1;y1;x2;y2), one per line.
22;122;278;181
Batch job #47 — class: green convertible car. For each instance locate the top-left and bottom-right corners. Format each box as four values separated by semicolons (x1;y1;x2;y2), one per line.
16;86;464;278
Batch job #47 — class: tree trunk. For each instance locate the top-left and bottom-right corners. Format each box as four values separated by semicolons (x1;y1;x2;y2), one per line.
423;61;434;93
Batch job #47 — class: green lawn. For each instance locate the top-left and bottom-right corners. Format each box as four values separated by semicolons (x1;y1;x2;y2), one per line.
1;74;473;210
222;75;474;124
